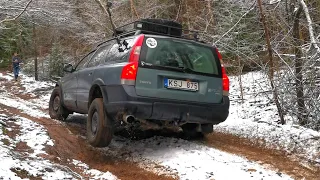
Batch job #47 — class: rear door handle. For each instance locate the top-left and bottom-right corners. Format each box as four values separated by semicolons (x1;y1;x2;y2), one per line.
89;72;93;76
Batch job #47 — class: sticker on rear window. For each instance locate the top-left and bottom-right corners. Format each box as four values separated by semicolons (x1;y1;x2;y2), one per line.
146;38;157;48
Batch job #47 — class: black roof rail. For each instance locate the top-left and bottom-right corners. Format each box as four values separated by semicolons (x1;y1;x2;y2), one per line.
114;19;209;41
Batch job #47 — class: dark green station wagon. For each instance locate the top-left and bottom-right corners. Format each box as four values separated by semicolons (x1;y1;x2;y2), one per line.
49;19;230;147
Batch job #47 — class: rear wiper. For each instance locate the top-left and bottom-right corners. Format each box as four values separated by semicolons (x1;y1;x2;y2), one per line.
178;66;193;73
153;64;186;72
141;61;192;73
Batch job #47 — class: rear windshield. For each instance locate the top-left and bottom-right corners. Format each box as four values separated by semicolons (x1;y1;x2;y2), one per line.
140;37;219;75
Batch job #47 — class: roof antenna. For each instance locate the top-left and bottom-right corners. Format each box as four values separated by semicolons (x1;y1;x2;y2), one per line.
105;1;117;37
105;1;125;51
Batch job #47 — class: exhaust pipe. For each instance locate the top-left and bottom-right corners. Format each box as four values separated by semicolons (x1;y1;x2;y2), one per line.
123;115;135;123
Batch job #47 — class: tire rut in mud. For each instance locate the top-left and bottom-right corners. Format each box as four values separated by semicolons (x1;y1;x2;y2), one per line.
0;104;175;180
204;132;320;180
66;115;320;180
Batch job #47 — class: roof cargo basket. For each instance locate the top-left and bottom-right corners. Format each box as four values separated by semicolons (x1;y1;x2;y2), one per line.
115;19;183;37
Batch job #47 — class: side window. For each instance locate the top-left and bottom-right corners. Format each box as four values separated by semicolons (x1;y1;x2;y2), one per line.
87;44;111;68
105;38;135;63
75;52;94;71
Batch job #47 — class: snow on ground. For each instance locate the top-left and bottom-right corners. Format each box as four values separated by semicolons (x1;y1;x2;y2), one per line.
0;115;75;179
0;114;118;180
214;71;320;163
0;72;13;81
0;95;49;118
0;71;318;179
0;72;118;180
105;136;292;180
19;74;55;94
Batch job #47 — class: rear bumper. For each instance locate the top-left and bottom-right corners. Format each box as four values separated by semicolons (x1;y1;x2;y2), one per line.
102;85;229;124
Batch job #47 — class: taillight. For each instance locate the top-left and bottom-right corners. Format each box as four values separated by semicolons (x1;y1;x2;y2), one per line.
216;48;229;96
128;35;144;62
121;35;144;85
222;65;229;92
121;62;138;85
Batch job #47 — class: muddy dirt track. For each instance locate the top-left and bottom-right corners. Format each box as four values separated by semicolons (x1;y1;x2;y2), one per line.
0;71;319;179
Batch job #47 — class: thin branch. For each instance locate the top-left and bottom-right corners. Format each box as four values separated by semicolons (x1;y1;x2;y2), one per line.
175;0;182;21
299;0;320;53
0;0;33;24
215;1;256;44
273;48;295;77
130;0;140;19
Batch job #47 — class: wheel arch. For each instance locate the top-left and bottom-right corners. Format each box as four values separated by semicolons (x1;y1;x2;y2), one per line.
88;78;108;109
55;82;66;106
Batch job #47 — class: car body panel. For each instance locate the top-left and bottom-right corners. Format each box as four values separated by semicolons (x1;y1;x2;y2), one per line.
135;67;223;103
102;85;229;124
60;72;78;110
76;67;95;112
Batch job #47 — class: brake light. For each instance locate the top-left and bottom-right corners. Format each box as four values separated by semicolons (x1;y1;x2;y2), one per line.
121;35;144;85
216;48;229;95
128;35;144;62
121;62;138;85
222;65;230;91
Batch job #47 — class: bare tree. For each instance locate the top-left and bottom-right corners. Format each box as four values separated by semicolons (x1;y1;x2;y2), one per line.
0;0;33;25
257;0;285;124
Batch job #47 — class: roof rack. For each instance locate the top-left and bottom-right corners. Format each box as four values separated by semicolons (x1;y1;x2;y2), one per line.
113;19;207;41
95;19;213;49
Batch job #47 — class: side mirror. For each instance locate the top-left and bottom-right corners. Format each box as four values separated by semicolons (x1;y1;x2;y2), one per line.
63;63;74;73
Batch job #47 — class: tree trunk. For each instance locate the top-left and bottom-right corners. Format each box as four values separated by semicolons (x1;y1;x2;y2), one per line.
32;16;38;81
257;0;285;124
293;6;308;125
237;56;244;103
130;0;139;20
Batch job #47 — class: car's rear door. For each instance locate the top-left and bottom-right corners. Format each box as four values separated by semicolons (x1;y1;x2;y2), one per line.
135;35;223;104
76;45;111;113
61;72;78;110
62;52;93;111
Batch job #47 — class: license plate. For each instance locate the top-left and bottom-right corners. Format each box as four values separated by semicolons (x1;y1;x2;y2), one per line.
164;78;199;91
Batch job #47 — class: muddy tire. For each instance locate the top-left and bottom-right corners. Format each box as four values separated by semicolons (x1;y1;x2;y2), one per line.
87;98;113;147
49;87;69;121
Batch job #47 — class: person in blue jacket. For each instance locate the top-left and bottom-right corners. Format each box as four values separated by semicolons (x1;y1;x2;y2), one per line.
12;52;23;81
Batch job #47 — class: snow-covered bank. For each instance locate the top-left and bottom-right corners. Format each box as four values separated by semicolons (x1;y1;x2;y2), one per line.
215;71;320;163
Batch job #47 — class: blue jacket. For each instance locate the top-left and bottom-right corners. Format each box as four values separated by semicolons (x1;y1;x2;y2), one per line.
12;56;22;68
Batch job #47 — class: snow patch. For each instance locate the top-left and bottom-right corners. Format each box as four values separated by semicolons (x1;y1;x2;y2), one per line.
19;74;55;94
105;136;293;180
14;116;54;157
0;72;14;81
215;71;320;162
72;159;118;179
0;95;49;118
87;169;118;180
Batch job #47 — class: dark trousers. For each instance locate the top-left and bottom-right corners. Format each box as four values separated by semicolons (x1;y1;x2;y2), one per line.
13;66;20;80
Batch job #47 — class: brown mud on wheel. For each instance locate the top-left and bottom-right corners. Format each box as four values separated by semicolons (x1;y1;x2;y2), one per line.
0;103;175;180
204;132;320;180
